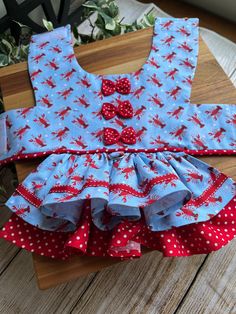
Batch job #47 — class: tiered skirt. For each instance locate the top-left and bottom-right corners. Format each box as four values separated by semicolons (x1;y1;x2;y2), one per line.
1;152;235;259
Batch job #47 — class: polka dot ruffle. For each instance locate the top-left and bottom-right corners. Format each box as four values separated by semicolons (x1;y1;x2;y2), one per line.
1;196;236;260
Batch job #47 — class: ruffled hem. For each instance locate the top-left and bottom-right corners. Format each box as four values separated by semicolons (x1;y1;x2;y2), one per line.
1;196;236;259
5;152;236;233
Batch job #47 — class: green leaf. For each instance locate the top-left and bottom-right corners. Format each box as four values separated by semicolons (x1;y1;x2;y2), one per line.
147;12;156;25
102;4;118;18
99;11;116;30
119;25;126;35
83;1;98;9
11;19;30;29
95;13;105;28
108;2;119;17
72;25;79;40
42;19;54;31
2;39;13;55
19;45;28;61
0;184;7;194
0;54;9;67
138;12;156;28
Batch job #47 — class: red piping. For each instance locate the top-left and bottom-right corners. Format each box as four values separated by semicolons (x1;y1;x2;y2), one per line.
0;147;235;166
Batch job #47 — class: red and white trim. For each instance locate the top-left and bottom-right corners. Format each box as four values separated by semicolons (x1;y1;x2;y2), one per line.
16;184;42;207
183;173;227;209
14;172;230;214
49;174;178;198
0;146;235;166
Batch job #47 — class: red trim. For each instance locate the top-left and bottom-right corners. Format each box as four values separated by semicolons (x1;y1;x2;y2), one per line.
14;172;231;213
184;173;227;208
16;184;42;207
109;174;178;197
49;174;178;198
0;147;236;166
50;181;109;195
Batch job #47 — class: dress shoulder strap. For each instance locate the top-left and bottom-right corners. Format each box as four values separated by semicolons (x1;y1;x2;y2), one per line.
27;25;74;106
151;17;199;104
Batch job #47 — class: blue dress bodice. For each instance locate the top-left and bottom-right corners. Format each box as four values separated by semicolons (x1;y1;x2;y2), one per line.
0;18;235;166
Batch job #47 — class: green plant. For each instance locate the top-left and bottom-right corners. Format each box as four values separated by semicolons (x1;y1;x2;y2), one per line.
0;30;29;67
73;0;155;44
0;0;155;66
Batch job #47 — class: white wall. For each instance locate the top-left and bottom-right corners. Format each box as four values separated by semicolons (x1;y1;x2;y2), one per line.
182;0;236;22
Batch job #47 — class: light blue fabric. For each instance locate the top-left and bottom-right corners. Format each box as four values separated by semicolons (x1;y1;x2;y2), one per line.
6;152;235;231
1;17;236;232
0;18;235;163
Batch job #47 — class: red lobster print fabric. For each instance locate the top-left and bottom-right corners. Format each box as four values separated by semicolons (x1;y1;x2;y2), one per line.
0;17;236;260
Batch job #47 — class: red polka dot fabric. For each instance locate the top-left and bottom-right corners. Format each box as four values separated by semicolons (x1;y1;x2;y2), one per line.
1;197;236;260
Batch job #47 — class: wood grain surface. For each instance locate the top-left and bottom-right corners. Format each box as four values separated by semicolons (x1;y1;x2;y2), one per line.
0;26;235;292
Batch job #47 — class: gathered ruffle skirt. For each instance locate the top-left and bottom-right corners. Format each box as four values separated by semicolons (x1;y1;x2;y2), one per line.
1;152;236;259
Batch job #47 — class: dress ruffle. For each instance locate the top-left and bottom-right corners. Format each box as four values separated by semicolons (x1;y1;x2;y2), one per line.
5;152;236;233
1;195;236;260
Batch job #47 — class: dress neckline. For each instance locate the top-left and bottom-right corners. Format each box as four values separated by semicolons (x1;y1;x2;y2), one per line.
65;17;161;79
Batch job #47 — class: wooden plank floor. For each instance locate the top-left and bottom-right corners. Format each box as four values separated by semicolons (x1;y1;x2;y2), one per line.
0;21;236;313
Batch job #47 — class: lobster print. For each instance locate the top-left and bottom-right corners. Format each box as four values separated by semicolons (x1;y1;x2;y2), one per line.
1;18;236;262
149;114;166;128
176;207;199;221
148;94;164;108
74;95;90;108
39;95;53;107
209;128;226;143
33;114;50;128
165;68;179;80
169;125;187;140
13;125;30;139
205;105;222;120
51;127;69;141
29;134;47;147
191;135;207;150
12;205;31;217
61;68;76;81
167;106;184;119
45;58;59;70
166;86;182;99
188;113;205;128
185;170;203;183
42;76;56;88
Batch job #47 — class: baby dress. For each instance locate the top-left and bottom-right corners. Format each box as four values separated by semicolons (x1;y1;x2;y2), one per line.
0;17;236;259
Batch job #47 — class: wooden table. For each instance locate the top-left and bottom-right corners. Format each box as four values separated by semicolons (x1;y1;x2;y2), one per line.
0;26;235;293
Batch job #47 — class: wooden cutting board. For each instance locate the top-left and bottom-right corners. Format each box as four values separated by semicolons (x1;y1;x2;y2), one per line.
0;26;235;290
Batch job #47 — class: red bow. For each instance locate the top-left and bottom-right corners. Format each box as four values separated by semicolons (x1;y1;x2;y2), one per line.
103;127;136;145
101;100;133;120
101;78;131;96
